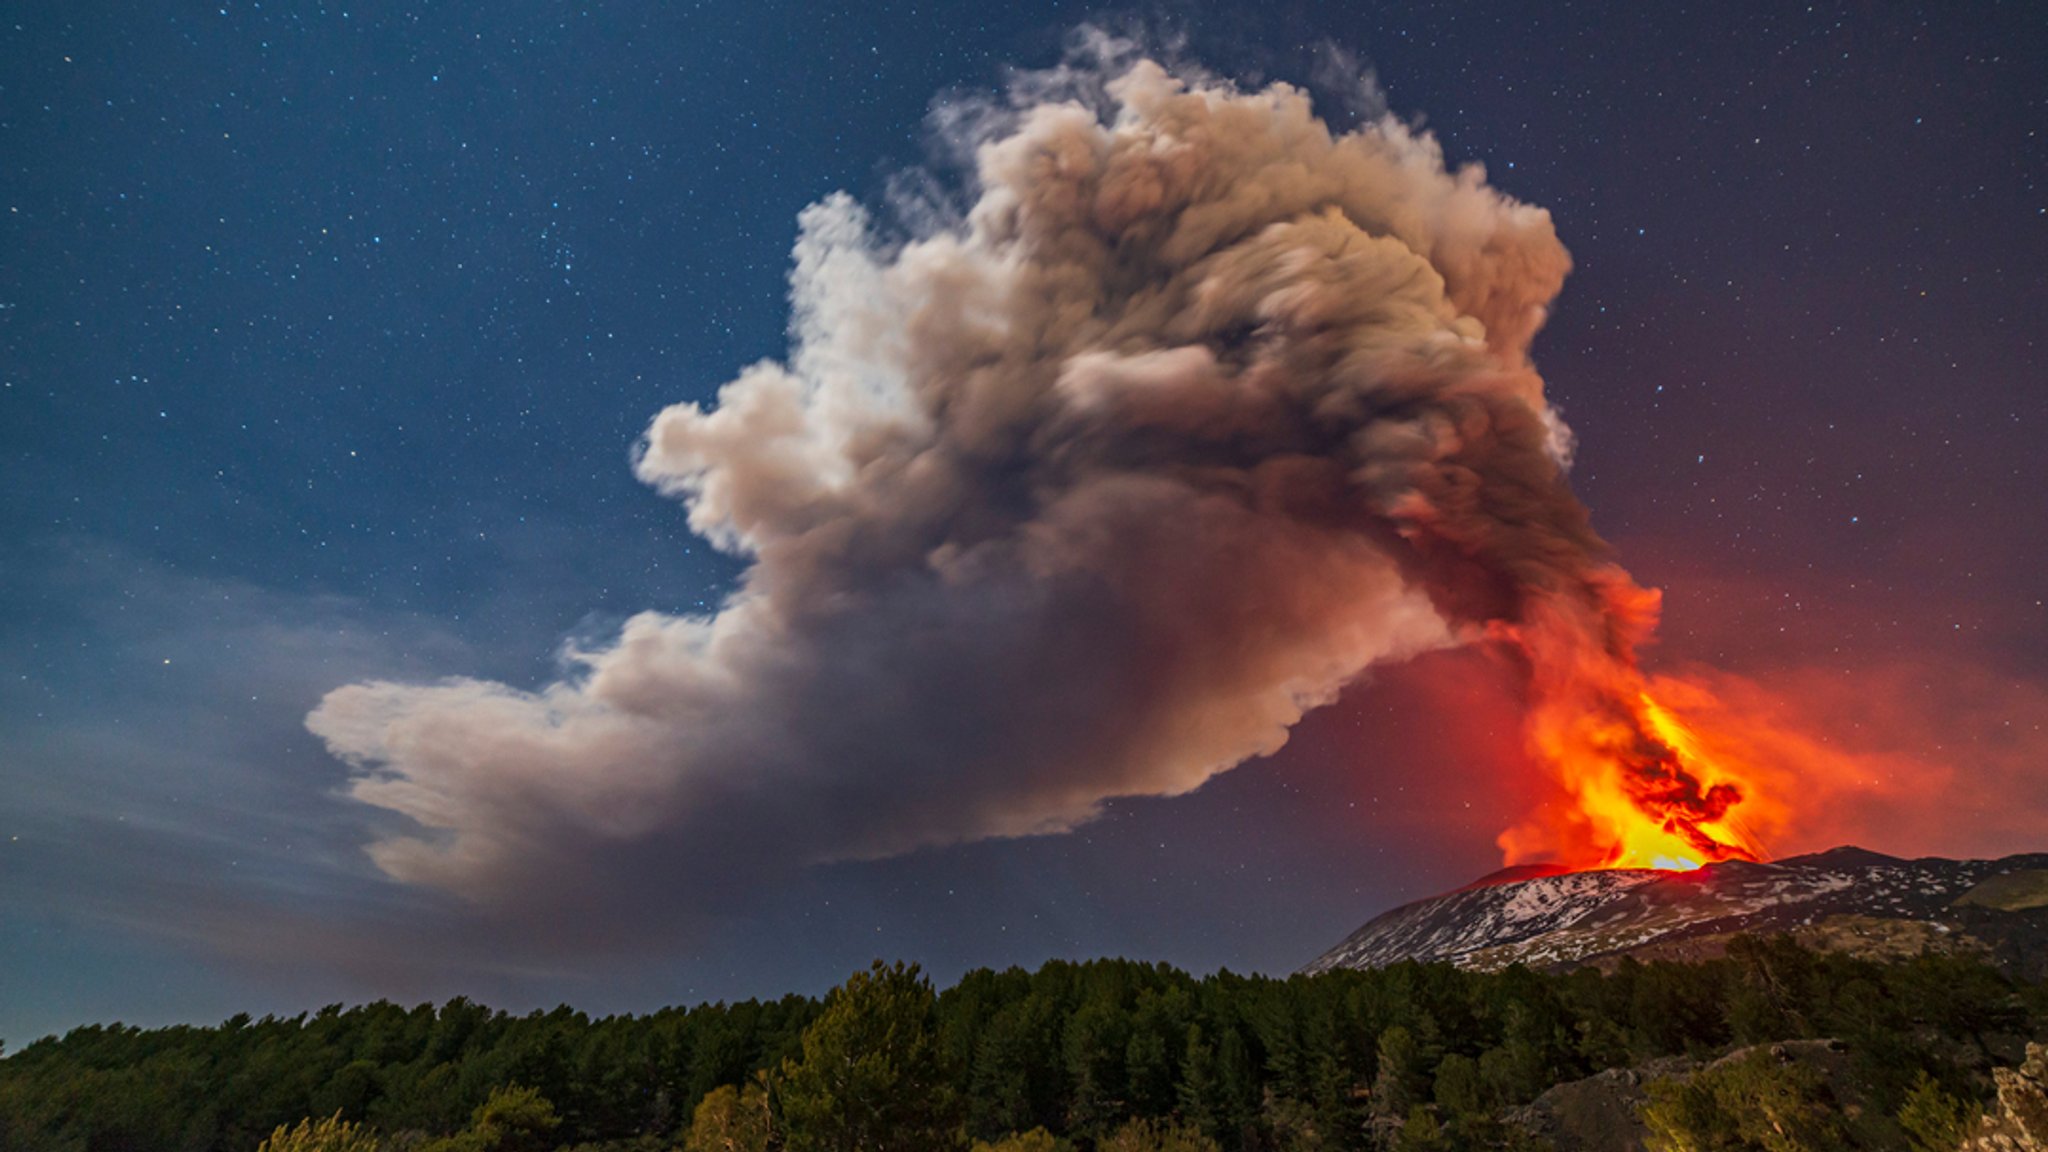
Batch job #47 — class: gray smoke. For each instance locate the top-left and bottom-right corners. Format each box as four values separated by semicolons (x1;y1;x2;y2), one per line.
309;42;1597;939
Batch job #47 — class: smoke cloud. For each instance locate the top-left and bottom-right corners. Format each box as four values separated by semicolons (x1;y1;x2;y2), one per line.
309;40;1633;938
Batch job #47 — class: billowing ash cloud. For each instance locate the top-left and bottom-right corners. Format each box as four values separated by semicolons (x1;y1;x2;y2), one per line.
309;42;1604;939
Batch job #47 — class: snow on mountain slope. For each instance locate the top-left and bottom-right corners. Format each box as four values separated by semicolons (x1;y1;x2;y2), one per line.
1302;848;2048;975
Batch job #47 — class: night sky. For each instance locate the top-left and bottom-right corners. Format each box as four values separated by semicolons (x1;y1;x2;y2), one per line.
5;1;2046;1046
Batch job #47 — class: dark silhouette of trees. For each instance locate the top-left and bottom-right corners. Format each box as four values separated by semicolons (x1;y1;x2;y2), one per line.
0;939;2035;1152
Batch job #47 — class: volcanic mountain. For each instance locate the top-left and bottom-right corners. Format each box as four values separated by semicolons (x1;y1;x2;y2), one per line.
1304;848;2048;977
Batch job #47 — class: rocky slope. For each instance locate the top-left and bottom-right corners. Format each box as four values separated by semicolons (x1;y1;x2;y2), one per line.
1965;1042;2048;1152
1304;847;2048;975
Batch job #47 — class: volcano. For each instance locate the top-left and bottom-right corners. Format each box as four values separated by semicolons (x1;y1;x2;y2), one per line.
1303;848;2048;977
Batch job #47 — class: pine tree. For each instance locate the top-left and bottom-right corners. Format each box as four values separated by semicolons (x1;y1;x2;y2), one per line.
1897;1072;1978;1152
777;961;960;1152
1371;1027;1427;1121
1176;1024;1219;1138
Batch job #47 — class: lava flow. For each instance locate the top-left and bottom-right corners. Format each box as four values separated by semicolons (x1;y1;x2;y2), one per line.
1541;687;1766;871
1490;581;1773;874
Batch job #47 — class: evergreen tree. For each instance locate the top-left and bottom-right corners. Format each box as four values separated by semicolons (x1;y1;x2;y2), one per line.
1394;1106;1446;1152
1214;1024;1258;1143
1641;1049;1848;1152
1371;1026;1428;1121
1896;1073;1977;1152
1431;1054;1484;1120
1176;1024;1219;1138
777;961;960;1152
419;1084;561;1152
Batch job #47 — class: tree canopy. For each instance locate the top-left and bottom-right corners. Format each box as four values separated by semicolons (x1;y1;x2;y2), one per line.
0;937;2038;1152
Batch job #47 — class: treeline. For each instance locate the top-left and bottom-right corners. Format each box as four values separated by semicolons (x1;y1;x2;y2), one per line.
2;937;2043;1152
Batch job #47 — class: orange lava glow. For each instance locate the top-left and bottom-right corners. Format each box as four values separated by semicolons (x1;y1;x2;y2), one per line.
1552;689;1768;871
1494;579;1777;873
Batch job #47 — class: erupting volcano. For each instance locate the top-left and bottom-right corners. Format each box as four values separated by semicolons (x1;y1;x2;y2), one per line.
1526;676;1767;872
314;41;1860;933
1376;383;1779;873
1501;587;1772;873
1304;846;2048;977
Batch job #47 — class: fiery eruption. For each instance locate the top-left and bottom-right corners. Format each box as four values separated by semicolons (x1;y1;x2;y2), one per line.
1497;586;1771;872
1525;681;1767;871
309;38;1804;937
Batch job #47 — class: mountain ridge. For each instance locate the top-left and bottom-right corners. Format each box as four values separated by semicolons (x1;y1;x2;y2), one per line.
1304;846;2048;977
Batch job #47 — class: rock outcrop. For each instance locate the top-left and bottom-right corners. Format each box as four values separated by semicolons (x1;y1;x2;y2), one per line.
1966;1044;2048;1152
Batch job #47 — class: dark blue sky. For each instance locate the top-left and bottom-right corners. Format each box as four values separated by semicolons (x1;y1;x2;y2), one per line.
4;1;2045;1045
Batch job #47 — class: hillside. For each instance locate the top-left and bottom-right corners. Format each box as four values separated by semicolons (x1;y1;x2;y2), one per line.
1304;847;2048;978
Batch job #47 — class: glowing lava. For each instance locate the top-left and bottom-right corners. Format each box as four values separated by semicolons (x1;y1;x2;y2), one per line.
1506;684;1770;872
1487;580;1776;874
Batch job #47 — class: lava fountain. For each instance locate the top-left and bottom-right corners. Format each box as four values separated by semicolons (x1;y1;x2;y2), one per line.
1488;578;1772;872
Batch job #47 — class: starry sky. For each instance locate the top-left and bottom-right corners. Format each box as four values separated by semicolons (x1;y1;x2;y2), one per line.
4;1;2046;1046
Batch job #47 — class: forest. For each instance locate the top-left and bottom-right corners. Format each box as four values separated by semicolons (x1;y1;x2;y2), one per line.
2;936;2041;1152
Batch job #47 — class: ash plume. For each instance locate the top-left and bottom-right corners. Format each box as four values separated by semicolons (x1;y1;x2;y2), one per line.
309;39;1687;939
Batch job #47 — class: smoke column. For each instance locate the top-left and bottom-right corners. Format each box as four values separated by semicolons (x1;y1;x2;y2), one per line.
309;40;1755;938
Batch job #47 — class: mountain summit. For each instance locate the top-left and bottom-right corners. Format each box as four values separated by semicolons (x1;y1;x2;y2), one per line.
1304;848;2048;976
